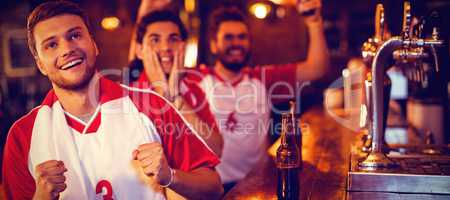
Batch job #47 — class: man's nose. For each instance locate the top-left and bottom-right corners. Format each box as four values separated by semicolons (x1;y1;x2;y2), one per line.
159;40;171;52
61;39;76;57
231;39;242;46
230;36;246;46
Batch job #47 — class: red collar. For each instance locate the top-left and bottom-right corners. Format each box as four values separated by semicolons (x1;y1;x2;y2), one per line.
64;110;101;134
41;77;125;134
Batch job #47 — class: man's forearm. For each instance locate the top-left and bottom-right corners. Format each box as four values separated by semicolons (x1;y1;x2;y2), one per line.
200;128;223;157
168;168;223;199
182;107;224;157
306;21;330;72
297;19;330;82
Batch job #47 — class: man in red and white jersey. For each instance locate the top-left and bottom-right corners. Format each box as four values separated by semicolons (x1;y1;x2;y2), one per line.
2;1;222;199
128;10;223;157
199;0;330;189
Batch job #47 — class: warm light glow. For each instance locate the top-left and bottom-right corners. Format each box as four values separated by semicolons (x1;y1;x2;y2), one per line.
342;68;350;78
360;104;367;127
250;3;271;19
276;7;287;18
184;0;196;13
184;37;198;68
269;0;296;5
101;16;120;31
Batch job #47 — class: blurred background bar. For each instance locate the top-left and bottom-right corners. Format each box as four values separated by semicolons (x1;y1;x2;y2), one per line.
0;0;449;198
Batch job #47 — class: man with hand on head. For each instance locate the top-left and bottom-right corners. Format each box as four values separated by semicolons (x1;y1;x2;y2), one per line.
2;1;222;199
133;0;329;192
128;10;223;157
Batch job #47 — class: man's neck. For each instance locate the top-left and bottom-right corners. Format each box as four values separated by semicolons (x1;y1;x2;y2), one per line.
53;76;100;118
213;61;242;82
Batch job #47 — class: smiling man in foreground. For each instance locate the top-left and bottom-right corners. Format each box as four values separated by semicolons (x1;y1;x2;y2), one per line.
2;1;222;199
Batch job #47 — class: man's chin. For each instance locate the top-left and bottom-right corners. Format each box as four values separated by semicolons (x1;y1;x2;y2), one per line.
54;80;90;91
223;62;246;72
52;71;95;91
162;65;173;74
219;53;250;72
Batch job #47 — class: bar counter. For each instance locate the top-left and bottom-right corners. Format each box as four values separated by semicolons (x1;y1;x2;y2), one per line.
224;106;356;200
224;105;450;200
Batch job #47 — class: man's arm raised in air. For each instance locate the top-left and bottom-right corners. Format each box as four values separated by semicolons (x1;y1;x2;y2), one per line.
295;0;330;82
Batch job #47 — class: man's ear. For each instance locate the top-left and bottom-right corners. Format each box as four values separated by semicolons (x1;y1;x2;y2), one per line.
35;57;48;76
135;43;144;60
93;40;99;56
210;39;217;54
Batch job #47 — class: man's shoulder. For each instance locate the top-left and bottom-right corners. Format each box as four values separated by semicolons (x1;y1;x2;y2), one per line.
121;84;167;102
7;105;42;145
105;76;161;103
245;63;297;81
183;66;212;83
120;84;176;116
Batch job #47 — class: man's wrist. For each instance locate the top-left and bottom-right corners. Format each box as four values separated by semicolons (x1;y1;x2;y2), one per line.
306;20;324;33
161;168;175;188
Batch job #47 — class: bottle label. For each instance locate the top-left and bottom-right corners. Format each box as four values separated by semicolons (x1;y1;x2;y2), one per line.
277;162;300;169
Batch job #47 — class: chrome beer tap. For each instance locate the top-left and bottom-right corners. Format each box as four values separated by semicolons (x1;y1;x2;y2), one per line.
359;1;444;170
360;3;386;153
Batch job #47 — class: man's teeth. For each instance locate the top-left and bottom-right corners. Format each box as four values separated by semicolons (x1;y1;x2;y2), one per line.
161;57;171;62
61;59;83;70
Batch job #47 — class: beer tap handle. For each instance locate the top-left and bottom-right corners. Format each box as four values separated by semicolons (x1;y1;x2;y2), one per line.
413;17;425;39
402;1;412;40
374;4;385;42
362;4;385;61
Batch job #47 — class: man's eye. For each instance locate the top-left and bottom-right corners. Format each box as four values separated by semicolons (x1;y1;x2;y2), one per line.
150;38;159;44
70;33;81;40
169;37;181;43
224;35;234;41
238;34;248;40
46;42;57;49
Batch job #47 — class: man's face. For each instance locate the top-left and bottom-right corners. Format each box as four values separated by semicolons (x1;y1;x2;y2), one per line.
140;21;183;74
212;21;250;72
33;14;98;91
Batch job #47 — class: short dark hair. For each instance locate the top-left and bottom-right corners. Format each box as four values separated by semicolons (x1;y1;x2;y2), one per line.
136;10;188;44
27;1;92;57
208;6;248;41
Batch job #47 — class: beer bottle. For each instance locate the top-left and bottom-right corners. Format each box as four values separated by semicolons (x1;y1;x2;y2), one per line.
277;107;301;200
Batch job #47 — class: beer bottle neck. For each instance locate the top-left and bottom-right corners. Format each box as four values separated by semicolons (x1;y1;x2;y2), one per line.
281;114;297;147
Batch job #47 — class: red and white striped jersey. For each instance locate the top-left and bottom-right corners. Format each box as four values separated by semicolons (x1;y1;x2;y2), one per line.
194;64;298;183
130;70;219;137
2;77;219;200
